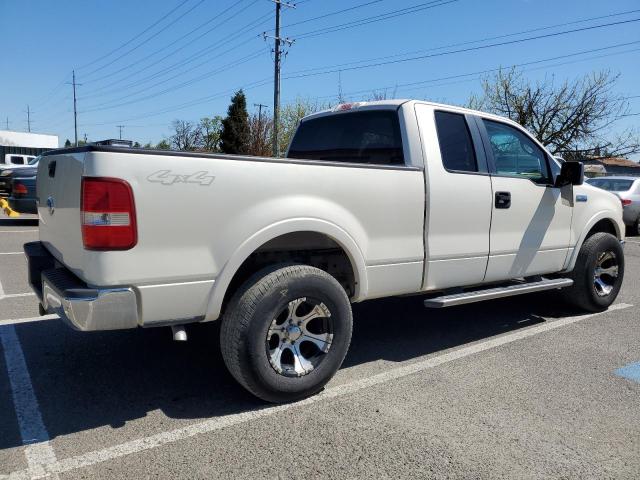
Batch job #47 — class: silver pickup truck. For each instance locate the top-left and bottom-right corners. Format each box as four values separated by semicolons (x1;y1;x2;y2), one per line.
25;100;625;402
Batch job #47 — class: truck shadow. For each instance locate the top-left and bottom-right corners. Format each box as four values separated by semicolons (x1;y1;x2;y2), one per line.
0;218;38;227
1;292;577;450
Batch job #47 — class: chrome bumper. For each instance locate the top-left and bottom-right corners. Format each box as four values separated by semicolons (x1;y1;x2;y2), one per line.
24;242;139;331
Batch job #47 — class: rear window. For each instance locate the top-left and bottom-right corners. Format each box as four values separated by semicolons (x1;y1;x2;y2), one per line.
434;111;477;172
588;178;634;191
287;110;405;165
10;155;26;165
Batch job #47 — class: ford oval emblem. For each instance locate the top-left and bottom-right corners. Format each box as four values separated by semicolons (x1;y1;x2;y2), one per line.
46;196;55;215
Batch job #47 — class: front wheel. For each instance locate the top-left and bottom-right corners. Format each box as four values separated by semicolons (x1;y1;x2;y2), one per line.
560;232;625;312
220;264;353;403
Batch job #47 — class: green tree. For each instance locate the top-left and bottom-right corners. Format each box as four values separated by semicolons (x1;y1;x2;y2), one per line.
277;97;330;155
199;116;223;152
156;139;171;150
468;69;640;159
220;90;250;154
64;139;72;147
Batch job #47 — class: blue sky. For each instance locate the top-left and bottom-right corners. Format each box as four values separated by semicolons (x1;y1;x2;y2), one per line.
1;0;639;154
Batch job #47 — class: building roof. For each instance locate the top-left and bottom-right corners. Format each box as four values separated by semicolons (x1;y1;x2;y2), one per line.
585;157;640;168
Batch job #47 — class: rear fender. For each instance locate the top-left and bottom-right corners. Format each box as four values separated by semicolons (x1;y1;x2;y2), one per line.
204;218;368;321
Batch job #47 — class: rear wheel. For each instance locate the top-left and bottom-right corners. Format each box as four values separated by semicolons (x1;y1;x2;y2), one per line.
220;264;352;403
561;232;624;312
635;216;640;236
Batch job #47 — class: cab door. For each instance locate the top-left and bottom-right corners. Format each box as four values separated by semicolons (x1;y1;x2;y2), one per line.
476;118;572;282
415;104;493;290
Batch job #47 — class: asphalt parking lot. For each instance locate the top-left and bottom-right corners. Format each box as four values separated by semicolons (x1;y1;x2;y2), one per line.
1;212;639;479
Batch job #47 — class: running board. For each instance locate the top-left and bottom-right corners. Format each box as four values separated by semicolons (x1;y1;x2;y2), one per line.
423;278;573;308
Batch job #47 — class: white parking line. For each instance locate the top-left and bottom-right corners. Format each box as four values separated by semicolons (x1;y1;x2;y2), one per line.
0;315;57;327
0;230;38;234
1;302;632;480
0;252;24;255
0;293;36;301
0;325;58;479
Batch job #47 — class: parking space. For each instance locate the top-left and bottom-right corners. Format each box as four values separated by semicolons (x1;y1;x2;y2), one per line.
1;212;639;479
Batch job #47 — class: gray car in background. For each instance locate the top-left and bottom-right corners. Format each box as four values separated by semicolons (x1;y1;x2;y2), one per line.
587;176;640;234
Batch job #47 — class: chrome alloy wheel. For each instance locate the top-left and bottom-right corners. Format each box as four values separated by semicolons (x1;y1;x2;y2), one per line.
266;298;333;377
593;250;619;297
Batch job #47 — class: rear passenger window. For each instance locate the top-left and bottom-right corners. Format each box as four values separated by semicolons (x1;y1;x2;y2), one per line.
434;111;477;172
287;110;404;165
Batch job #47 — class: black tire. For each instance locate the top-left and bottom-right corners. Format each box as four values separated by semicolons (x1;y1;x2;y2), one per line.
220;264;353;403
560;232;624;312
635;216;640;237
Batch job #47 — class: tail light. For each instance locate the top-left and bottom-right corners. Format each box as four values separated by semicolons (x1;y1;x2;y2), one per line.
13;182;28;196
621;198;632;207
81;177;137;250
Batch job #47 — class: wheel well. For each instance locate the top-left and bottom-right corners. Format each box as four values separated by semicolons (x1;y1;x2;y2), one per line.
585;218;618;239
221;232;356;314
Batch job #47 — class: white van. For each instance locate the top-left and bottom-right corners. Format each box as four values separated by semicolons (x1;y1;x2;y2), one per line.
3;154;36;165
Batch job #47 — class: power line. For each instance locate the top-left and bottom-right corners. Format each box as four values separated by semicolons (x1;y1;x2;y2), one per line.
294;0;459;39
82;0;256;90
283;17;640;80
277;0;385;30
283;41;640;103
80;49;265;113
82;0;205;80
81;6;271;102
284;8;640;77
74;39;640;130
78;0;193;72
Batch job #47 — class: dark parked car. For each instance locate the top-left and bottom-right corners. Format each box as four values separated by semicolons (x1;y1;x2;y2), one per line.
7;166;38;214
0;156;39;197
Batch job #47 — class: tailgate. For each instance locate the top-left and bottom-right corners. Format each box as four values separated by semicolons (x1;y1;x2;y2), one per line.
37;152;86;273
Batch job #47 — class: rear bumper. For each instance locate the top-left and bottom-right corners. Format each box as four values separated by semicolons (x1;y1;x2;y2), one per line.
24;241;139;331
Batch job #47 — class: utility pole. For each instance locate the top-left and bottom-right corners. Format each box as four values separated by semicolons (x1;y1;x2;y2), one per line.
264;0;295;157
83;133;88;144
26;105;32;132
5;117;9;130
67;70;82;146
254;103;268;124
117;125;125;139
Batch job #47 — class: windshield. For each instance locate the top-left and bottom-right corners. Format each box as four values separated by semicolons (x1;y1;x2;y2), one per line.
587;178;634;191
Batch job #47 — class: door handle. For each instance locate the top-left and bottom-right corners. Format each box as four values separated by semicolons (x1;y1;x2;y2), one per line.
495;191;511;209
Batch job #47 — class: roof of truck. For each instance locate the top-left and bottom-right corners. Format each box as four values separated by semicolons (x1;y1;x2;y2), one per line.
302;99;511;124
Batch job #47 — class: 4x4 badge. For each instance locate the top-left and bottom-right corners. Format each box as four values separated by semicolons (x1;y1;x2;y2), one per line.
147;170;215;186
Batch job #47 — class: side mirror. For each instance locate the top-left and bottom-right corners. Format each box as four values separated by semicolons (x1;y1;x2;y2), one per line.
555;161;584;187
